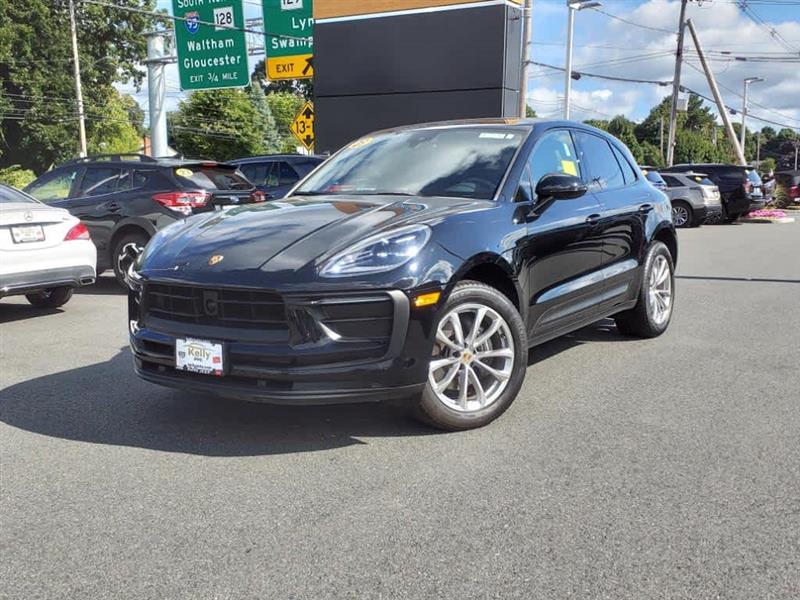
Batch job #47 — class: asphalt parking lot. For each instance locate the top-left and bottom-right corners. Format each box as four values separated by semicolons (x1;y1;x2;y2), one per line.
1;220;798;599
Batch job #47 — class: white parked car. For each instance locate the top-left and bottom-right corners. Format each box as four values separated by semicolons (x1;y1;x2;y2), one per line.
0;183;96;308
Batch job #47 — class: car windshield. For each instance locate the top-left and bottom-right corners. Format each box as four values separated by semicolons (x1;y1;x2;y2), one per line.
0;185;39;205
294;127;526;200
645;171;667;186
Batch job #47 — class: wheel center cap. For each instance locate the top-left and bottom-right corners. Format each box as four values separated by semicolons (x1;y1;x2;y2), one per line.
460;350;474;364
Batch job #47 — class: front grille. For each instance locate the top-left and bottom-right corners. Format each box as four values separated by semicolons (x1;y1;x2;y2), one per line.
144;283;286;329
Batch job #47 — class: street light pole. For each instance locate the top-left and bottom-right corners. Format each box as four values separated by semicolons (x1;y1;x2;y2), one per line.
564;1;601;120
740;76;765;159
519;0;533;118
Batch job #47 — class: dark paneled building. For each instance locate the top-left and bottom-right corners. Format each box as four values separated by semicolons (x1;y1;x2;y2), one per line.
313;0;524;152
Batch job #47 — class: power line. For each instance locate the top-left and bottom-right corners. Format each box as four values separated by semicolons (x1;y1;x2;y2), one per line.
591;7;677;35
736;1;800;54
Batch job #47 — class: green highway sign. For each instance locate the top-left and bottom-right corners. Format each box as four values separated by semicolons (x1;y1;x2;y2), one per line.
262;0;314;80
172;0;249;91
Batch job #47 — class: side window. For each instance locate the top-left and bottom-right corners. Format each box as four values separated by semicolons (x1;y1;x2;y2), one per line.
611;145;637;185
26;169;79;202
528;129;582;190
77;167;124;197
117;169;148;191
264;162;280;188
574;132;625;190
278;162;300;186
662;175;682;188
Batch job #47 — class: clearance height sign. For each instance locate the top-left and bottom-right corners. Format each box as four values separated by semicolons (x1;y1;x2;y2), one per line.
172;0;249;91
263;0;314;80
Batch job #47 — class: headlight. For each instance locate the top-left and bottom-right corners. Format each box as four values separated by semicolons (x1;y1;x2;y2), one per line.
320;225;432;277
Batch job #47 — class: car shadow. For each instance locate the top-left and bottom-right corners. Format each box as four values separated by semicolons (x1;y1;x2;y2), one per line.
0;302;63;324
527;318;633;366
76;275;127;296
0;347;436;457
1;321;629;457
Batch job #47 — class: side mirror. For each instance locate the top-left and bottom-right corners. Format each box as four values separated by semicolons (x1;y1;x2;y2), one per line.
535;173;588;201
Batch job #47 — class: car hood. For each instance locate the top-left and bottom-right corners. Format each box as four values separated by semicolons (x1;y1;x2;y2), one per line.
141;194;485;278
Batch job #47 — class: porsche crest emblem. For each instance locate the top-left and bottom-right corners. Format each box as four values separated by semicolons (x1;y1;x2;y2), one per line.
208;255;224;266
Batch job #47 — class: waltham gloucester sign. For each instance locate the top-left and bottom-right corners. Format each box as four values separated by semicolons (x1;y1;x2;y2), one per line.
172;0;249;91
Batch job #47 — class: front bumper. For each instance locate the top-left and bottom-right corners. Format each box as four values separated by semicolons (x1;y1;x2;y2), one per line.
0;265;96;298
129;282;438;404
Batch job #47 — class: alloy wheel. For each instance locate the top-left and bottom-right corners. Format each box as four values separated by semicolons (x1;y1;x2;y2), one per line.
672;205;689;227
648;254;673;326
117;242;142;277
428;303;515;413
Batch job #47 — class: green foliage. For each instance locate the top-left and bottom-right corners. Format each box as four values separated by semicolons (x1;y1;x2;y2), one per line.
251;59;314;100
584;119;609;131
170;88;283;161
247;84;282;154
0;165;36;188
769;183;791;209
0;0;157;173
525;105;537;118
88;90;143;155
266;92;306;152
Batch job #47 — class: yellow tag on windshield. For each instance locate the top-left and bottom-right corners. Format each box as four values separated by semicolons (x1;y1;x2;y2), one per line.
348;137;373;149
176;168;193;178
561;160;578;177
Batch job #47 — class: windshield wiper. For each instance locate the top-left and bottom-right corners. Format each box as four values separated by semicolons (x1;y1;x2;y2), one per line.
350;191;415;197
292;190;326;196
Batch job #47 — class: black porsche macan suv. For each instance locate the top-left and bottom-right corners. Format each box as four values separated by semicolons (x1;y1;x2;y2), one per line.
128;120;677;430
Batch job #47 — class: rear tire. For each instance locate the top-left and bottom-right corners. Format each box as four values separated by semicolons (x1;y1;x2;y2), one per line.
614;241;674;338
671;201;692;228
415;281;527;431
26;286;73;308
112;232;149;287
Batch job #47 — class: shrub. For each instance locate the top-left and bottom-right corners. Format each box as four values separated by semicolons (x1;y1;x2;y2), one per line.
0;165;37;189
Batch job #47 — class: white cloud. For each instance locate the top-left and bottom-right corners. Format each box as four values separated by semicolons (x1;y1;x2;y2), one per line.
532;0;800;130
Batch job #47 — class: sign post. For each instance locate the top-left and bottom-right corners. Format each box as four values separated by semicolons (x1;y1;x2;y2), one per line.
262;0;314;80
290;102;315;151
172;0;249;91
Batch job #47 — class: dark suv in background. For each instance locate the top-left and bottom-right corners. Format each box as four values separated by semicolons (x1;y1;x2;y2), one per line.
229;155;324;198
661;163;762;222
24;154;263;284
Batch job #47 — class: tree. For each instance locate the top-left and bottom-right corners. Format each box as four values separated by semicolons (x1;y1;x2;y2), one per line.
170;89;274;161
0;0;157;173
251;59;314;101
88;90;143;155
266;92;306;152
247;84;282;154
525;105;537;118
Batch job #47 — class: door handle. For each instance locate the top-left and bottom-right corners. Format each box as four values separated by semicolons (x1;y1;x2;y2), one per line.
104;202;121;212
638;203;654;214
586;214;601;226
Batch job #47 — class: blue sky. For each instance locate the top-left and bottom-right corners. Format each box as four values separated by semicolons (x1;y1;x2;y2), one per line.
134;0;800;132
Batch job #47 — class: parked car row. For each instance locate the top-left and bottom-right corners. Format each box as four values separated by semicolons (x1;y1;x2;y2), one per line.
640;163;765;227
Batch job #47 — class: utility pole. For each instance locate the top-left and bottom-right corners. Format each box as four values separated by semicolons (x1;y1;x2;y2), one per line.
795;145;799;171
686;19;746;166
755;130;761;169
740;76;765;158
519;0;533;118
659;116;665;160
145;32;169;158
666;0;689;167
68;0;87;158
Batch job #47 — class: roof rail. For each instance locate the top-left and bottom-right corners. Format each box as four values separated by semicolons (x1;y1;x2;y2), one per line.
64;153;159;165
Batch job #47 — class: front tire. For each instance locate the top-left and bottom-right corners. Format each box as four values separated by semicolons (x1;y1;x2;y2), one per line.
112;232;149;287
415;281;527;431
25;286;74;308
614;241;674;338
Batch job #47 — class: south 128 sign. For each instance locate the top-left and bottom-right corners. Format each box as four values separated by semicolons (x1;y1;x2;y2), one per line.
172;0;249;91
262;0;313;80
